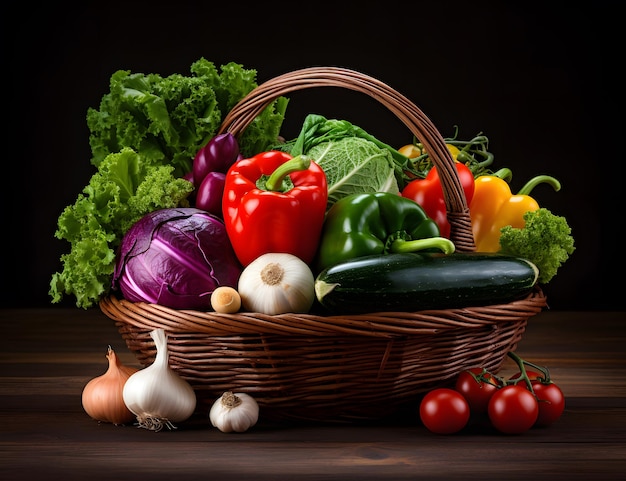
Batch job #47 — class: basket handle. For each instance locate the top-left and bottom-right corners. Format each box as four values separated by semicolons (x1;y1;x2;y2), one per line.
218;67;476;251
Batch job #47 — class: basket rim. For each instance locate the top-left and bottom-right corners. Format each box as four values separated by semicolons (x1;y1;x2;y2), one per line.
100;287;546;338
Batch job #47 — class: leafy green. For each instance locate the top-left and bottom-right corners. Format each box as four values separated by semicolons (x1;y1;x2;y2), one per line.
87;58;288;177
499;208;575;284
276;114;403;210
52;59;289;308
307;138;400;210
50;148;195;308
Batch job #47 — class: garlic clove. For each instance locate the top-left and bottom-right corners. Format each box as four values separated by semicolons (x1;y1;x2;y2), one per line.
82;346;138;425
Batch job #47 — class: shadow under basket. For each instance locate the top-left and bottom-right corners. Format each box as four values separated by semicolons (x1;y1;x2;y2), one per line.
99;66;549;423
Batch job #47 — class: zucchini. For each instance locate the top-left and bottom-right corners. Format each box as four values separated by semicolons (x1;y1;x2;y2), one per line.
314;252;539;314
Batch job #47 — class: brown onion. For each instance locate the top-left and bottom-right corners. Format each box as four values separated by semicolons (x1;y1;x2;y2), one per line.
82;346;138;425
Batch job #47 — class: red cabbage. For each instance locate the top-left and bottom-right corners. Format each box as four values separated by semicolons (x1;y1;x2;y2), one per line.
112;208;242;310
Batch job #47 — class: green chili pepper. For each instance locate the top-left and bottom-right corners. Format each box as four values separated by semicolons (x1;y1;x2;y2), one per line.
315;192;454;272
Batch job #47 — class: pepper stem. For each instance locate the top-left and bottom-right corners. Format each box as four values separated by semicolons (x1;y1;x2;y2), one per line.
390;236;456;254
491;168;513;182
264;155;311;192
517;175;561;196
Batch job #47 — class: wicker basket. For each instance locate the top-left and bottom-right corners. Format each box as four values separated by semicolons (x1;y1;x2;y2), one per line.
99;67;548;423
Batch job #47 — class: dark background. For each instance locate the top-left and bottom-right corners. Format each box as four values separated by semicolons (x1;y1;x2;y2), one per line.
2;1;621;310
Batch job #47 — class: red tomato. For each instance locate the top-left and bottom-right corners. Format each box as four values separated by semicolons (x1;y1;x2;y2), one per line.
488;385;538;434
455;368;501;414
531;381;565;427
419;388;470;434
509;370;545;382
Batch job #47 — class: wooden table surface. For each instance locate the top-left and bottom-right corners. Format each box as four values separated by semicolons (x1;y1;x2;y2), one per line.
1;308;625;481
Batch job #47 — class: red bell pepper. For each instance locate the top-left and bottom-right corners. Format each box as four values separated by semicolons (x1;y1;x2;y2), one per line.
222;151;328;266
401;163;475;238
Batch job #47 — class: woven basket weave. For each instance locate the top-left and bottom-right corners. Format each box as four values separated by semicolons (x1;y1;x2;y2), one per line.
99;67;548;423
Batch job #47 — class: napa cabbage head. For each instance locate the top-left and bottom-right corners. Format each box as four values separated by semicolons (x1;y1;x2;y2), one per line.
277;114;407;211
306;137;399;210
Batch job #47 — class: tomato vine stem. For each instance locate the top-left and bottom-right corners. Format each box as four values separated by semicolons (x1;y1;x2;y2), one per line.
506;351;553;395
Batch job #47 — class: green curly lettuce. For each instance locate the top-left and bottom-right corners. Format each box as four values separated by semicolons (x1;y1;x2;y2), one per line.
50;148;194;308
87;58;288;176
499;208;575;284
52;59;289;309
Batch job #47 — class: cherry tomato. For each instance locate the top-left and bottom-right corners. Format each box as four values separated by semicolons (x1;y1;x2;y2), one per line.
531;381;565;427
455;368;501;414
419;388;470;434
509;370;545;382
444;144;461;160
398;144;424;159
398;143;460;160
488;385;538;434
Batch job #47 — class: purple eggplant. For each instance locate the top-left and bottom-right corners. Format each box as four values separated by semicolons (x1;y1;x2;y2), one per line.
195;171;226;217
192;133;240;188
182;170;195;185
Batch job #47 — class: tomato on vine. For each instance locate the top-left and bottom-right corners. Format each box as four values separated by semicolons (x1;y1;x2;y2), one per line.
455;367;501;414
488;384;539;434
506;353;566;427
420;352;565;435
419;388;470;434
509;370;544;382
529;380;565;427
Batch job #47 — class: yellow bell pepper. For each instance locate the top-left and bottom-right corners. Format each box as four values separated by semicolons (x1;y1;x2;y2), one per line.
470;170;561;252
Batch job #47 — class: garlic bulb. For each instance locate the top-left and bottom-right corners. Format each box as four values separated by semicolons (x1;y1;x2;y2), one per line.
210;391;259;433
122;328;197;431
82;345;138;425
237;253;315;314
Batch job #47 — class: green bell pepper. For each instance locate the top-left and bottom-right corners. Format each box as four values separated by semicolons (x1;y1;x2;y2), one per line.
315;192;455;272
